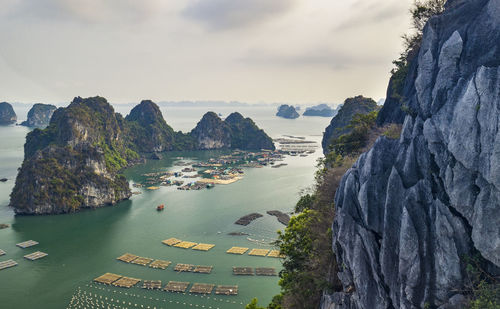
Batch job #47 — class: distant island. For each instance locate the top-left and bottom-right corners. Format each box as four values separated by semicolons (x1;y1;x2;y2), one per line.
303;104;337;117
21;103;57;128
10;96;275;215
276;104;299;119
0;102;17;125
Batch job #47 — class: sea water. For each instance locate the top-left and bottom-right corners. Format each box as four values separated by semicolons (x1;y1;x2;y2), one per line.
0;105;331;308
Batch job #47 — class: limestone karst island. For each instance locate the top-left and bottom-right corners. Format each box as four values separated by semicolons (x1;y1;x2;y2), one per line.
0;1;498;309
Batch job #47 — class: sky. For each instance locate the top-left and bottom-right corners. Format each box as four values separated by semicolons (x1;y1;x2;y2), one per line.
0;0;414;105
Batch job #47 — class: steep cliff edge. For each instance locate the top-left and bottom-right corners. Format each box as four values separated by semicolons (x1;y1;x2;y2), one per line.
0;102;17;125
21;103;57;127
323;1;500;308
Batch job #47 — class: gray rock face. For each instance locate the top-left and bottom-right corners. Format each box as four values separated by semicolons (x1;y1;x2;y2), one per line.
323;1;500;308
0;102;17;125
21;103;57;127
276;104;300;119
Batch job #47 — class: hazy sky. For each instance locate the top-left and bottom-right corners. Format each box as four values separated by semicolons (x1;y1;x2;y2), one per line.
0;0;413;104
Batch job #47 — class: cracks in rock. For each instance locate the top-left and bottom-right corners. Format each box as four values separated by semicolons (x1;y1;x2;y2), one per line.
472;73;483;156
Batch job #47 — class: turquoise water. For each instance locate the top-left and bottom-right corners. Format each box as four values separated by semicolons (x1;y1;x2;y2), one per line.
0;106;330;308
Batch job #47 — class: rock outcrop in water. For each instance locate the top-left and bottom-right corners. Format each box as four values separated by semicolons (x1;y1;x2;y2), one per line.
11;97;274;214
322;96;378;154
322;1;500;308
303;104;337;117
191;112;275;150
0;102;17;125
276;104;299;119
21;103;57;128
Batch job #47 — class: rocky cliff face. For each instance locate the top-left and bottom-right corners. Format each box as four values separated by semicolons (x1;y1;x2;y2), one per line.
322;96;378;154
11;97;135;214
276;104;300;119
21;103;57;127
0;102;17;125
322;1;500;308
190;112;275;150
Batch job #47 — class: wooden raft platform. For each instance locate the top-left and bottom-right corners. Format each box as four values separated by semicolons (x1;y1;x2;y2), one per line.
112;276;141;288
164;281;190;293
267;250;285;258
190;283;214;294
174;241;198;249
24;251;48;261
193;265;213;274
162;238;182;246
174;263;195;272
233;267;254;275
0;249;5;256
131;256;153;266
143;280;162;290
0;259;18;270
255;267;277;276
215;285;238;295
94;273;122;285
226;247;249;254
192;243;215;251
116;253;139;263
149;259;171;269
248;249;270;256
16;240;39;249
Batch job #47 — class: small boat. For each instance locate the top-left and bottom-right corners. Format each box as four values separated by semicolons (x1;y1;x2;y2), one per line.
156;204;165;211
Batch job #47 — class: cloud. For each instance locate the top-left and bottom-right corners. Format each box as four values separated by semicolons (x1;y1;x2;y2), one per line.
182;0;297;30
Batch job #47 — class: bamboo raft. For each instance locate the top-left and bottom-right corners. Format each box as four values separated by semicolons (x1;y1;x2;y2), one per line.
149;259;171;269
164;281;190;293
192;243;215;251
16;240;39;249
116;253;139;263
142;280;162;290
255;267;277;276
94;273;122;285
226;247;249;255
162;238;182;246
233;267;254;275
193;265;213;274
174;263;195;272
248;249;270;257
267;250;285;258
131;256;153;266
0;249;5;256
215;285;238;295
112;276;141;288
189;283;214;294
0;259;17;270
24;251;48;261
173;241;198;249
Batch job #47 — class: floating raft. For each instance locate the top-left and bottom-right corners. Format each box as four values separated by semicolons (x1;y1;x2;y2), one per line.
112;276;141;288
248;249;270;257
192;243;215;251
0;249;5;256
215;285;238;295
233;267;254;275
164;281;190;293
190;283;214;294
162;238;182;246
131;256;153;266
0;259;17;270
142;280;162;290
193;265;213;274
116;253;139;263
174;263;194;272
24;251;48;261
16;240;39;249
94;273;122;285
149;259;171;269
146;186;160;190
267;250;285;258
226;247;249;255
174;241;198;249
255;267;277;276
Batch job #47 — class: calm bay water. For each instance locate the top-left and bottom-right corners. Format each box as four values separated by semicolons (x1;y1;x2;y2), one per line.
0;105;331;308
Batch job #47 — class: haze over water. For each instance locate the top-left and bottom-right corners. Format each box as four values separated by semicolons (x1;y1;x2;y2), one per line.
0;105;331;308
